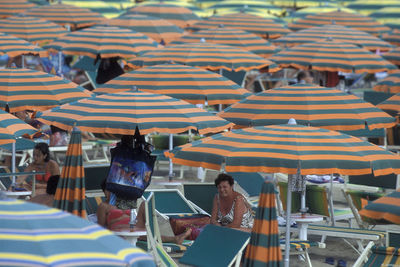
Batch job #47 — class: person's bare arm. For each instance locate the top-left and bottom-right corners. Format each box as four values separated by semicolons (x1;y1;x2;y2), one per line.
49;160;61;176
210;195;221;226
225;196;246;229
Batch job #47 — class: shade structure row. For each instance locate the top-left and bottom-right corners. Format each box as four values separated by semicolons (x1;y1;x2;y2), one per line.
219;83;396;131
165;124;400;176
36;90;234;135
189;13;291;39
44;26;159;59
0;68;93;113
0;198;156;267
129;42;280;72
273;24;393;52
106;14;184;44
94;63;251;105
171;27;278;58
270;39;398;74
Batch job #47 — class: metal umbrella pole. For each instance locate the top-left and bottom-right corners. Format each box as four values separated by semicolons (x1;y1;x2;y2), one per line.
284;173;293;267
168;133;174;181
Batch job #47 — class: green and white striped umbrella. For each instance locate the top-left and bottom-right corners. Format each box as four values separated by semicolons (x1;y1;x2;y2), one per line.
36;89;234;135
93;63;251;105
128;42;280;72
170;27;278;58
0;32;47;58
383;47;400;66
0;68;93;113
0;16;68;46
44;26;159;60
0;198;156;267
106;14;184;45
273;24;393;52
219;83;396;131
270;39;398;74
165;124;400;176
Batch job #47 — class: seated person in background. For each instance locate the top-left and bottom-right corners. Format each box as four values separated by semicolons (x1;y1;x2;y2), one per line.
210;173;254;232
19;142;60;206
297;70;314;84
97;179;192;245
50;125;69;147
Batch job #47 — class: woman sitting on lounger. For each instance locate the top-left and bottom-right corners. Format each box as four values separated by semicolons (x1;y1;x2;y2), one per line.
211;173;254;231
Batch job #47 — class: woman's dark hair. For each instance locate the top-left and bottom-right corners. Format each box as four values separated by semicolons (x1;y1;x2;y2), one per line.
34;142;50;162
215;173;234;187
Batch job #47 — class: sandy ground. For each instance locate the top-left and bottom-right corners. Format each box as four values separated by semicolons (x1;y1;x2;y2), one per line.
149;164;400;267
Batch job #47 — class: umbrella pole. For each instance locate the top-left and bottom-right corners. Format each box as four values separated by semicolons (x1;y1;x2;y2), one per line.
329;173;335;226
58;51;63;78
284;174;292;267
168;134;174;181
11;142;16;189
21;55;25;69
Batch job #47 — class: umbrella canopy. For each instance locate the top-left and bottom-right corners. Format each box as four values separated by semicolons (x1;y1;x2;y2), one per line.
243;181;283;267
53;128;86;218
382;30;400;47
0;32;47;58
288;11;391;36
189;13;291;40
0;68;93;113
370;7;400;31
36;89;234;135
273;24;394;52
106;14;184;45
345;0;400;16
170;27;278;58
270;39;398;74
383;47;400;66
286;5;358;22
0;198;156;267
358;189;400;224
127;3;201;28
219;83;396;131
0;1;36;18
133;1;213;18
128;42;280;72
165;124;400;176
24;3;105;30
61;0;122;18
0;16;68;46
44;26;159;60
376;94;400;115
373;71;400;93
0;109;38;145
206;1;283;17
93;64;251;105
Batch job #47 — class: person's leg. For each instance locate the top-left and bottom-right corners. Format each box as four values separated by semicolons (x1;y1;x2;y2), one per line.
136;201;146;229
97;202;113;227
161;228;192;245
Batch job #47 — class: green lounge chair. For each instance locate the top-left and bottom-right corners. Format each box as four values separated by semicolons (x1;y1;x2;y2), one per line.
182;183;217;215
353;242;400;267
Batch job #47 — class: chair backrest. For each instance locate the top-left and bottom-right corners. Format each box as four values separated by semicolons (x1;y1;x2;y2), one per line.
228;172;265;197
363;246;400;267
306;185;330;217
85;195;106;215
183;183;216;214
387;231;400;247
142;189;198;216
346;190;384;211
277;181;301;213
179;224;250;267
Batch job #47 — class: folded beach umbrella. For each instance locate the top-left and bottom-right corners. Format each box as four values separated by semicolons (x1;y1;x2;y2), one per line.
359;189;400;225
170;27;278;58
0;32;47;58
106;14;184;45
189;13;291;40
128;3;201;28
0;68;93;113
270;39;398;74
129;42;280;72
24;3;105;30
93;64;251;105
0;197;156;267
0;0;36;18
243;181;283;267
36;89;234;135
288;11;391;36
383;47;400;66
273;24;393;52
53;128;86;218
373;71;400;93
44;26;159;60
382;30;400;47
219;83;396;131
0;16;68;46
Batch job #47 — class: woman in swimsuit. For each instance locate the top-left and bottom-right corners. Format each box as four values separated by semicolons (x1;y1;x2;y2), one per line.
210;173;254;232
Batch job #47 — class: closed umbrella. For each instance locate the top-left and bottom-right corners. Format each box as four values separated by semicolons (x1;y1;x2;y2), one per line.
106;14;184;45
243;181;283;267
373;71;400;93
359;189;400;224
270;39;398;74
44;26;159;60
93;64;251;105
129;42;280;72
0;68;92;113
0;197;156;267
53;128;86;218
0;16;68;46
219;83;396;131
